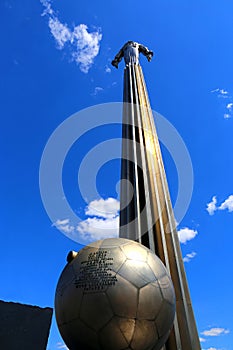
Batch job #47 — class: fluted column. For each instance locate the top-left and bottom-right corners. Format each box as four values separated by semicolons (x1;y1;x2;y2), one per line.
119;62;201;350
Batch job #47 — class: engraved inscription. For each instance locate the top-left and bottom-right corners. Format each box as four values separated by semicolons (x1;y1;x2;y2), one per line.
75;250;118;291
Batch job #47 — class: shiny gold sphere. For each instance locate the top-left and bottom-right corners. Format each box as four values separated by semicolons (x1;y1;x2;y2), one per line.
55;238;175;350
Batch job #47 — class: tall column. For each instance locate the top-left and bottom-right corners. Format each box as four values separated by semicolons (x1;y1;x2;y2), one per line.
112;43;201;350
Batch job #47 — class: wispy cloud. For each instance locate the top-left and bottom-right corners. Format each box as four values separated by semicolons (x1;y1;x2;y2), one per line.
211;88;233;119
219;194;233;212
92;86;104;96
206;195;233;215
105;65;111;73
177;227;198;244
53;219;75;234
206;196;217;215
201;327;230;337
183;251;197;263
40;0;102;73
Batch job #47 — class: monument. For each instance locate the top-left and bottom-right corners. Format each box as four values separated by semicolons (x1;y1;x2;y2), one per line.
54;40;201;350
112;40;201;349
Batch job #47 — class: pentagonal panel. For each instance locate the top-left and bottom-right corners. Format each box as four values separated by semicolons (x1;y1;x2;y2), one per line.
56;263;75;296
59;318;99;350
107;274;138;318
80;292;113;331
154;300;175;338
100;238;130;248
62;283;83;323
109;247;126;273
99;317;129;350
118;259;156;288
121;242;148;262
131;319;158;350
137;281;163;320
159;275;175;305
147;252;167;280
116;317;135;345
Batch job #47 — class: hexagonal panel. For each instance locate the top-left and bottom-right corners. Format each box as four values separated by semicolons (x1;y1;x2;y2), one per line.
61;282;83;323
131;319;158;350
59;318;99;350
121;242;148;262
118;259;156;288
137;281;163;320
116;317;135;345
154;300;175;338
147;252;167;280
107;274;138;318
159;275;175;305
80;292;113;331
99;317;129;350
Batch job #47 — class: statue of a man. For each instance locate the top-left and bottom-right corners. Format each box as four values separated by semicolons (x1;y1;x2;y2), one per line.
112;41;153;68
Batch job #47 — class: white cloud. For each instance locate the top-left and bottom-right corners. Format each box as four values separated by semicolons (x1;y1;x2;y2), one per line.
77;198;120;241
201;327;230;337
226;102;233;110
53;219;75;234
105;66;111;73
41;0;53;16
199;337;206;342
77;216;119;241
71;24;102;73
219;194;233;212
53;198;120;242
92;86;104;96
85;198;120;218
177;227;198;244
48;17;71;49
40;0;102;73
207;194;233;215
206;196;217;215
183;251;197;263
211;88;233;118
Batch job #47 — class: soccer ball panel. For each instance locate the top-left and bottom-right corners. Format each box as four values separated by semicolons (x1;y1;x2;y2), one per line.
118;259;156;288
137;282;163;320
147;252;167;280
121;242;148;262
80;292;113;331
155;301;175;338
131;320;158;350
106;274;138;318
159;275;175;305
99;317;129;350
59;319;99;350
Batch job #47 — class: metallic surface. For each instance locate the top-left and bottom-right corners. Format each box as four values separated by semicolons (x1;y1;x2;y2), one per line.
112;42;201;349
112;41;153;68
55;238;175;350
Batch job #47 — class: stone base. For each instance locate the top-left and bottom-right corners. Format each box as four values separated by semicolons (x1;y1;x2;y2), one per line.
0;300;53;350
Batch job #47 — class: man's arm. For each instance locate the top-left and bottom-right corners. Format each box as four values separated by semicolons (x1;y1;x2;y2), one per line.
138;44;154;62
111;48;124;69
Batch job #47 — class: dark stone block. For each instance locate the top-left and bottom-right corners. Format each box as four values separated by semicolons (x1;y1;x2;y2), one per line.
0;300;53;350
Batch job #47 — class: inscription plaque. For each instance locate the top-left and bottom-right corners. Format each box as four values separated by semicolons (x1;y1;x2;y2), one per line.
75;250;118;291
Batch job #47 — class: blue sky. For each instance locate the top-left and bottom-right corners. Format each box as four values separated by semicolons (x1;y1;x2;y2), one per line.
1;1;233;349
